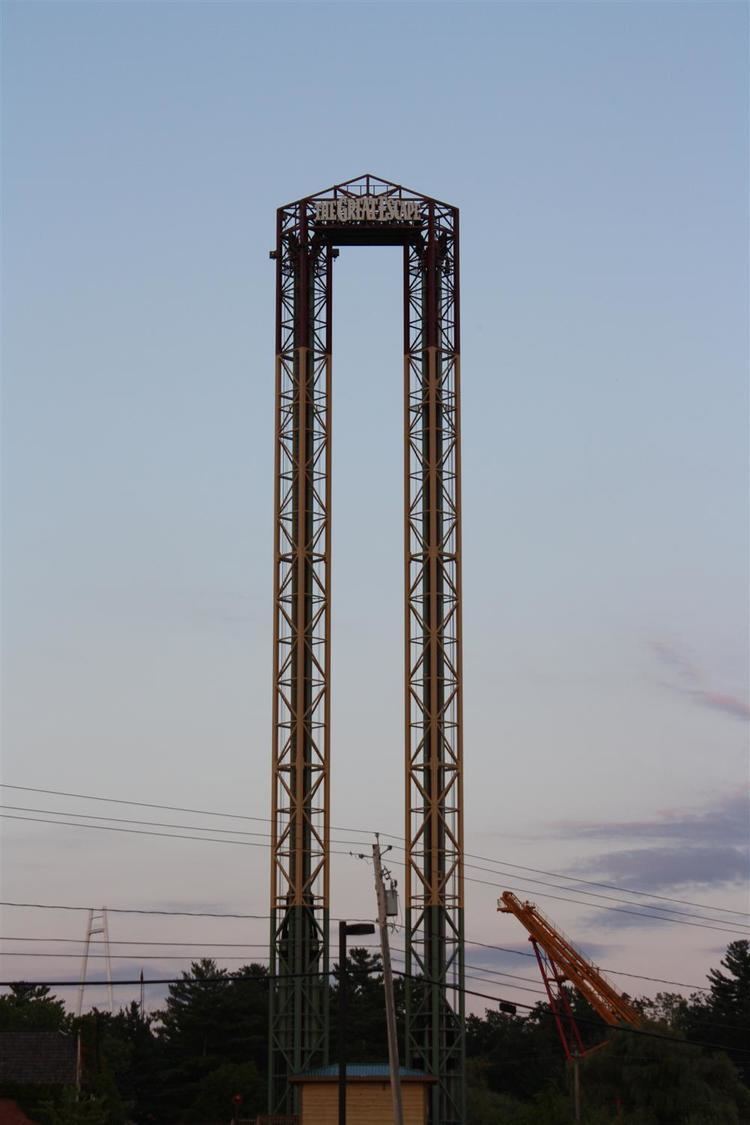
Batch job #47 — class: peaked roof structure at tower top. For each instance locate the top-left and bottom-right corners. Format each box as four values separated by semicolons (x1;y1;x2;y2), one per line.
282;172;452;209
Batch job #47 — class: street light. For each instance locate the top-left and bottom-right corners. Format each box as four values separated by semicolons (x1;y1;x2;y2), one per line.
338;920;376;1125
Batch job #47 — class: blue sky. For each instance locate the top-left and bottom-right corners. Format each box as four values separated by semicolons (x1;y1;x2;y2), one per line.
1;0;748;1012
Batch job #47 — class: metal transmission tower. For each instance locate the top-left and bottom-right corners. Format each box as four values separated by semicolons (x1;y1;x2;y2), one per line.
270;175;464;1124
76;907;113;1018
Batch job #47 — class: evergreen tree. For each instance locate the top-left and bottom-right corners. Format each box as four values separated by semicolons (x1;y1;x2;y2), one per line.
77;1003;161;1124
330;947;405;1064
709;942;750;1015
683;941;750;1085
154;959;270;1121
0;983;70;1031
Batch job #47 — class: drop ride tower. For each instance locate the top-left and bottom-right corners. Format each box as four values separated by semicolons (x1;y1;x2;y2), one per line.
269;175;465;1125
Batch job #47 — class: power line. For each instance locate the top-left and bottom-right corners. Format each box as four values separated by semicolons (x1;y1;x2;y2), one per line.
0;953;269;960
458;967;750;1034
0;902;727;993
0;901;270;918
465;874;750;937
462;969;545;997
391;856;750;936
387;945;546;995
0;931;746;1035
467;939;535;959
461;858;750;930
0;976;276;988
0;814;275;849
0;784;386;840
0;936;273;947
361;851;750;934
8;808;743;936
8;966;729;1055
465;939;711;993
464;960;557;989
0;927;742;1035
387;971;750;1056
0;962;723;1036
3;965;746;1041
1;804;374;854
0;950;350;966
1;804;273;839
0;930;714;995
0;963;390;989
463;850;750;919
0;812;363;855
0;903;377;930
5;782;746;920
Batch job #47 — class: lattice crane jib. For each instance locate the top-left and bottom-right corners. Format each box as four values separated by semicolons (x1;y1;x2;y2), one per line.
498;892;642;1060
270;177;464;1124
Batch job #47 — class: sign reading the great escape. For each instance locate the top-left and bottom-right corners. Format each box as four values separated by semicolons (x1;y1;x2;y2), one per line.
314;196;422;223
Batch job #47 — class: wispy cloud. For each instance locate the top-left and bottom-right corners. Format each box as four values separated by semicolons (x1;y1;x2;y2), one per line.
651;639;750;721
572;790;749;847
693;691;750;721
575;845;748;892
560;790;750;892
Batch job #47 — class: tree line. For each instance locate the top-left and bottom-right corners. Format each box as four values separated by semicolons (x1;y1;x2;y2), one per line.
0;941;748;1124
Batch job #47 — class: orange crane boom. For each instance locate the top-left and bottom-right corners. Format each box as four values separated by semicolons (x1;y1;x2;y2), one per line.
498;891;640;1058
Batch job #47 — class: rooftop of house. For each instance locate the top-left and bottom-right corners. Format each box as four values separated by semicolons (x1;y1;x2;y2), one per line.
291;1065;434;1082
0;1032;76;1087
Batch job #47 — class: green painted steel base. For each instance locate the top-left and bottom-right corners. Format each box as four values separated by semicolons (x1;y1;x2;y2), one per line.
269;906;329;1114
405;906;465;1125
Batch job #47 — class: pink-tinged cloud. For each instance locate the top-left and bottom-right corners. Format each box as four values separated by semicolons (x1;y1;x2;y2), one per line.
650;639;750;722
693;691;750;721
557;791;750;893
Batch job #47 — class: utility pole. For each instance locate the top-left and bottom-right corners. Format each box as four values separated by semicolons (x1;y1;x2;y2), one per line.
373;836;404;1125
572;1051;581;1123
75;1030;82;1093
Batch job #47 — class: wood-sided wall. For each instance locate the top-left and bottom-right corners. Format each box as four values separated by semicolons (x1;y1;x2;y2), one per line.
299;1079;428;1125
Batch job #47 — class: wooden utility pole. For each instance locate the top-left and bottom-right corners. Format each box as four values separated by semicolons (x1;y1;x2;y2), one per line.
373;837;404;1125
572;1052;581;1123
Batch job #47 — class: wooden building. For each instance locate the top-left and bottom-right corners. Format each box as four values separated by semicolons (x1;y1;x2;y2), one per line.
291;1065;433;1125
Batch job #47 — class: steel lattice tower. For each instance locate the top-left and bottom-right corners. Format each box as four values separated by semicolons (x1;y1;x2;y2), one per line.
270;175;464;1124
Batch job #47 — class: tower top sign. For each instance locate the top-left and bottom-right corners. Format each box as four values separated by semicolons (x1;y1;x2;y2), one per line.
279;174;456;247
314;195;422;223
